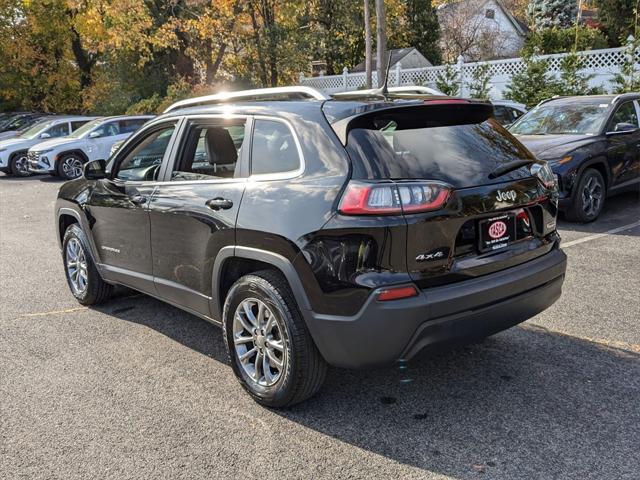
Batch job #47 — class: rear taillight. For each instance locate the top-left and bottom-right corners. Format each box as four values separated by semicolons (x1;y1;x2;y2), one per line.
339;181;450;215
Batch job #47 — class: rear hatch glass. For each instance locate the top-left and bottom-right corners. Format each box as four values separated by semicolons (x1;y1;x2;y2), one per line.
345;107;535;188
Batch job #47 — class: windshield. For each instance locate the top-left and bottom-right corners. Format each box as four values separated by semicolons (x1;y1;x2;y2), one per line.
19;120;56;139
68;118;103;138
510;101;609;135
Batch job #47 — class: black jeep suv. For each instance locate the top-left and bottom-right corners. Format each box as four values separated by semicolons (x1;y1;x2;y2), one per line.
55;87;567;407
510;94;640;222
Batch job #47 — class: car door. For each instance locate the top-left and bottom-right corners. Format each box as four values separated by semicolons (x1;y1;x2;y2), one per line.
148;116;250;318
86;120;121;160
605;100;640;187
42;121;71;139
85;120;180;293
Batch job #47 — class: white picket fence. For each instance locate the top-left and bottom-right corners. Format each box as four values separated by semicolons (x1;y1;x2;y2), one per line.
299;42;639;99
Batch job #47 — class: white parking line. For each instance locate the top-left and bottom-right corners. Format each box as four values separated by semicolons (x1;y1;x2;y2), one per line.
562;220;640;248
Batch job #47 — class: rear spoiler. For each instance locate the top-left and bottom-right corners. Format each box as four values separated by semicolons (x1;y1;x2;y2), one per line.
329;100;494;145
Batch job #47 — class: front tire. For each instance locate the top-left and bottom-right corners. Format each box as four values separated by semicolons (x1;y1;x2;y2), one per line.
9;151;31;177
62;224;113;305
223;270;327;408
57;153;85;180
567;168;605;222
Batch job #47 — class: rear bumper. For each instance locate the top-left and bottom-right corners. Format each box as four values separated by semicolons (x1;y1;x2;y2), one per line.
304;248;567;369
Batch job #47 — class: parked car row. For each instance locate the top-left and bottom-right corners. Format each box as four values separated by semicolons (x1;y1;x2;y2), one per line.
509;93;640;222
0;115;153;179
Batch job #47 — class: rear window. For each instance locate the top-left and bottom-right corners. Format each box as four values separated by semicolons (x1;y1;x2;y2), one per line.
347;118;534;182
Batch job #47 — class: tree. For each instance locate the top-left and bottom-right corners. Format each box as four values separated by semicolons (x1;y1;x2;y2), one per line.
522;26;608;55
596;0;638;47
375;0;387;86
468;63;491;99
527;0;578;30
612;36;640;92
405;0;442;64
504;52;561;107
557;52;603;95
435;64;459;96
364;0;373;88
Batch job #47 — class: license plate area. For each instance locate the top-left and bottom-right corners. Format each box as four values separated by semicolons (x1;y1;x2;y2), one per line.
478;213;516;252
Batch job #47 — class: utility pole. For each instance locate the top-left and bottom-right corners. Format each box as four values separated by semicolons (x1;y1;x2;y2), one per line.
364;0;373;88
375;0;387;86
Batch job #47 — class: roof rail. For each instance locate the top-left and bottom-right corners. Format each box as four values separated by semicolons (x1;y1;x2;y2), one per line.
163;86;329;113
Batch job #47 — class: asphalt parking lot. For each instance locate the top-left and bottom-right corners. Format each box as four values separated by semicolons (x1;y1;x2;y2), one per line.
1;174;639;480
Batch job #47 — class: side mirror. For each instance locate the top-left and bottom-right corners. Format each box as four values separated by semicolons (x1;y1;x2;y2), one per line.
611;122;637;133
40;132;51;139
89;131;102;138
83;159;107;180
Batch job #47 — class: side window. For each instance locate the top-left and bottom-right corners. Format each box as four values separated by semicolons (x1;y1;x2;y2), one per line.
511;108;524;121
251;119;301;175
608;102;639;130
93;121;120;137
493;106;512;125
71;121;88;131
115;124;176;182
46;123;70;138
171;121;247;181
119;119;147;134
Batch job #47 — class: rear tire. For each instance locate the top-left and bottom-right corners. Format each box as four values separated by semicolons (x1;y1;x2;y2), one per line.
62;224;113;305
57;153;85;180
222;270;327;408
9;151;31;177
566;168;605;222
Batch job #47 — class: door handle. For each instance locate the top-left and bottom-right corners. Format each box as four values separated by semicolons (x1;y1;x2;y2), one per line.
206;198;233;210
130;194;147;205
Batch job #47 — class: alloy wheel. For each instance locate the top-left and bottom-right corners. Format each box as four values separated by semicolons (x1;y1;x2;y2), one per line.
233;298;287;387
581;175;603;218
62;156;84;179
66;238;88;294
13;154;29;175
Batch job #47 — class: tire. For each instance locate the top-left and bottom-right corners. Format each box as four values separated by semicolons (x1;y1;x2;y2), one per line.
222;270;327;408
62;224;113;305
566;168;606;222
9;151;31;177
57;153;85;180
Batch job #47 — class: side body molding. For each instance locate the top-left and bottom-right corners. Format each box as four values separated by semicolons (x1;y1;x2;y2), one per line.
211;246;313;321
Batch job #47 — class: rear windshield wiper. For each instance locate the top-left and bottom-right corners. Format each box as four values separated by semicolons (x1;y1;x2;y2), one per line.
488;159;535;179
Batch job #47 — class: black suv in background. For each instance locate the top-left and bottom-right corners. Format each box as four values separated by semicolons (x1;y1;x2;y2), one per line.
55;87;567;407
510;94;640;222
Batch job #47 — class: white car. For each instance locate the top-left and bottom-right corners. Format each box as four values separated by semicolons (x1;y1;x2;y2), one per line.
0;116;94;177
28;115;153;179
492;100;527;126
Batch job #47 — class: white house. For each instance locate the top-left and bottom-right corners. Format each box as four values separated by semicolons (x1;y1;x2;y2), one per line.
438;0;528;62
351;47;433;73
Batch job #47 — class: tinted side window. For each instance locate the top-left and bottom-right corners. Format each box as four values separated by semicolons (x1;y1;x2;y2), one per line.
251;119;300;175
93;121;120;137
171;121;246;181
46;123;70;137
609;102;639;130
115;125;176;181
119;119;147;134
71;121;88;131
493;106;512;125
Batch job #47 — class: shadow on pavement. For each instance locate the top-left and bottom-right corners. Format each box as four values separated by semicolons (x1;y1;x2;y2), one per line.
558;190;640;238
99;293;640;479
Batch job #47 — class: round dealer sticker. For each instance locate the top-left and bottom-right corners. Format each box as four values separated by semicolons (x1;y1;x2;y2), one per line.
488;221;507;239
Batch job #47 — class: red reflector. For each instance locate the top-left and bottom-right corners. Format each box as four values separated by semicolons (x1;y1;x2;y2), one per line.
377;285;419;301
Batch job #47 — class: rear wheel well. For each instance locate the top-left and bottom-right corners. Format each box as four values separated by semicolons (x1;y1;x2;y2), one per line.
218;257;283;309
58;214;78;243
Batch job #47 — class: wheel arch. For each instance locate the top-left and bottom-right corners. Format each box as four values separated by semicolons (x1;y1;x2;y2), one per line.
58;149;89;164
576;156;611;191
211;246;312;322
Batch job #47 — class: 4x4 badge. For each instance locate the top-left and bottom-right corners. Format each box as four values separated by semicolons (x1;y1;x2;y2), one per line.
495;189;517;202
